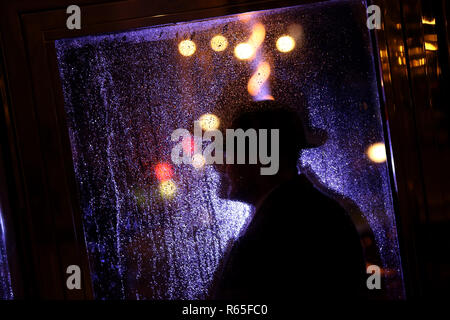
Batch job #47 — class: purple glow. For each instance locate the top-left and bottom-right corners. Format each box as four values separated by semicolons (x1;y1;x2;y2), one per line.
0;208;13;299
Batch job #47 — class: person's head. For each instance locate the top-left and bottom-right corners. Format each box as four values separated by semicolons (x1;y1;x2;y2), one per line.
216;100;320;205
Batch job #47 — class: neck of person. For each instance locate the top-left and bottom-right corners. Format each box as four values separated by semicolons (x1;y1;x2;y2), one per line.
252;165;299;213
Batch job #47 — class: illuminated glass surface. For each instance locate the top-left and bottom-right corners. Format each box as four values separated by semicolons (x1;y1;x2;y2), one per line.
56;0;404;299
0;209;13;299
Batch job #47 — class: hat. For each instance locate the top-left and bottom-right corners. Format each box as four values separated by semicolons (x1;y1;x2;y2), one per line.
213;76;327;149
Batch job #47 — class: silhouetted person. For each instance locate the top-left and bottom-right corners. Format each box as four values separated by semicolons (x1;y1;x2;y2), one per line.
213;100;367;300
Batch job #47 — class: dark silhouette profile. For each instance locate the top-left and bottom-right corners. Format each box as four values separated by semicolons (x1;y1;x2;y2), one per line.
213;100;367;300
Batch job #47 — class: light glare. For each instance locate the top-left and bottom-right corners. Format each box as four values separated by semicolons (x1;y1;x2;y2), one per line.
234;43;254;60
192;154;206;169
199;113;220;131
367;143;387;163
178;40;196;56
422;18;435;25
159;180;177;199
155;162;174;181
247;62;271;97
248;23;266;49
425;42;437;51
210;35;228;52
276;35;295;53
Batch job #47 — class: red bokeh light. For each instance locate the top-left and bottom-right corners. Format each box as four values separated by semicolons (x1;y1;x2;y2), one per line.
154;162;174;181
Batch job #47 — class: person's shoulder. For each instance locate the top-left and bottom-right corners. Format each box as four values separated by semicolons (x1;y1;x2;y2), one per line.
255;174;357;236
288;175;354;226
280;175;344;208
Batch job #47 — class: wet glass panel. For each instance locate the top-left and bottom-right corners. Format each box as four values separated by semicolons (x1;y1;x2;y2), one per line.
56;0;404;299
0;207;13;299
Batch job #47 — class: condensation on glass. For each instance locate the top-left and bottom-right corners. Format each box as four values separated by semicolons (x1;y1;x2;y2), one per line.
56;0;405;299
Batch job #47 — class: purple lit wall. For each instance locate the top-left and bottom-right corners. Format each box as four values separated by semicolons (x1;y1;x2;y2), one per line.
56;0;404;299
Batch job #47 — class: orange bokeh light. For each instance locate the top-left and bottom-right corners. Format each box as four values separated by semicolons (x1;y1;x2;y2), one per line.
248;23;266;49
234;23;266;61
367;143;387;163
247;62;271;97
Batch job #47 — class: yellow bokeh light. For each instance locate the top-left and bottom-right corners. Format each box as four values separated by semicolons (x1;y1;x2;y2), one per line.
276;35;295;53
247;62;271;97
192;154;206;169
210;35;228;52
234;43;254;60
199;113;220;131
178;40;196;56
422;18;435;25
159;180;177;199
425;42;438;51
412;58;425;67
367;142;387;163
234;23;265;60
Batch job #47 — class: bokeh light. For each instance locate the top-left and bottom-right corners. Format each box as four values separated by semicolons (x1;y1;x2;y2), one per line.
192;154;206;169
234;23;265;60
178;40;196;56
247;62;271;97
425;42;437;51
261;94;274;101
155;162;174;181
422;18;435;25
159;180;177;199
210;35;228;52
276;35;296;53
234;43;254;60
198;113;220;131
248;23;266;49
367;142;387;163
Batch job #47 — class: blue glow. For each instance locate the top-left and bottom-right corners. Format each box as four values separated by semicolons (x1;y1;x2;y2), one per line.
0;208;13;299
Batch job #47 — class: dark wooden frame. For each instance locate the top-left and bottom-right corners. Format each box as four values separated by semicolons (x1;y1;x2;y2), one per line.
372;0;450;297
0;0;449;299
